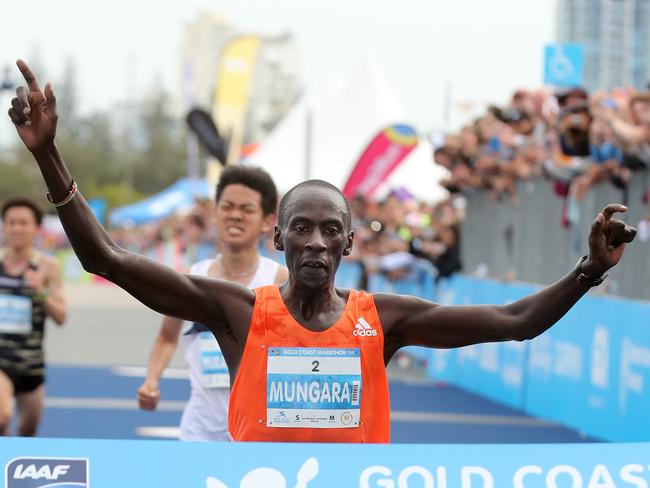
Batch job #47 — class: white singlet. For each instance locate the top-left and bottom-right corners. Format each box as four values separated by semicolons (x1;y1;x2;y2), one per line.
179;255;280;441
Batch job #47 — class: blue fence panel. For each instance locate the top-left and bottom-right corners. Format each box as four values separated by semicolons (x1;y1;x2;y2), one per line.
614;299;650;441
425;277;530;409
524;297;598;434
525;295;650;441
430;276;650;442
455;279;529;409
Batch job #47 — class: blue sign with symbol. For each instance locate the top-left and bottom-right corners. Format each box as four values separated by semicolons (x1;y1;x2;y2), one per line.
543;43;584;86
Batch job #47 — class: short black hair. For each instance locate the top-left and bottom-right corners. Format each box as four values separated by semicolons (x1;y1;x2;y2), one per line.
215;165;278;216
278;180;351;230
1;197;43;225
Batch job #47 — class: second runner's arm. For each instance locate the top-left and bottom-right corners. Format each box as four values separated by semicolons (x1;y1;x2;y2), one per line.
137;316;183;411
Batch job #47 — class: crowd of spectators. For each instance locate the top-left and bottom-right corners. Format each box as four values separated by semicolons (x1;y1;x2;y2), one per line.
1;189;463;289
109;199;217;272
346;192;463;287
433;86;650;207
94;190;466;288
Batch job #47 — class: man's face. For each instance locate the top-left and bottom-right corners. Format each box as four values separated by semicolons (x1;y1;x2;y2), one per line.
2;206;39;250
275;188;353;289
215;184;272;249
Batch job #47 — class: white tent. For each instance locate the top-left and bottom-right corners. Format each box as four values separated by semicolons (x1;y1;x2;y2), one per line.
245;56;448;202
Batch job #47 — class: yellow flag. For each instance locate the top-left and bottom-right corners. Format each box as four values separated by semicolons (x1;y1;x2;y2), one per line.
212;35;260;166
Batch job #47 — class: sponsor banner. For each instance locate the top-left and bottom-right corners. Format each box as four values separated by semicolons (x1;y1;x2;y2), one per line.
342;124;418;199
525;294;650;442
426;276;650;442
5;455;88;488
428;277;531;409
2;437;650;487
212;35;261;165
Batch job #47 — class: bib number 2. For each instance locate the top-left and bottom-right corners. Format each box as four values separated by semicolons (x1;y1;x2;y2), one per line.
266;347;362;429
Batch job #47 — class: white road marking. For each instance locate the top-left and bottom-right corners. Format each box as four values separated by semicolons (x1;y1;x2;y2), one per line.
45;397;186;411
111;366;189;379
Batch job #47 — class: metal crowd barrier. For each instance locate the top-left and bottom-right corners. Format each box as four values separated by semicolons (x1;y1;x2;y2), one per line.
461;173;650;300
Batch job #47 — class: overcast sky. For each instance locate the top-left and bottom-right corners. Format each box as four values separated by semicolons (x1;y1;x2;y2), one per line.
0;0;557;130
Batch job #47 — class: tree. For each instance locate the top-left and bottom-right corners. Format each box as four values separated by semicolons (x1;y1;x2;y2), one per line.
130;85;186;194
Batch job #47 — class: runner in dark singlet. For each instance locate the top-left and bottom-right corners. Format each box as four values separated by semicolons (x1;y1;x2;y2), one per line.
0;197;66;436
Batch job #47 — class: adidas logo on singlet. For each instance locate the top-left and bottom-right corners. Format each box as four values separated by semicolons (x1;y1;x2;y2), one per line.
353;317;377;337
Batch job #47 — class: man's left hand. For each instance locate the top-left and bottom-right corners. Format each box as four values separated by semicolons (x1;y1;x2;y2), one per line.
584;204;636;277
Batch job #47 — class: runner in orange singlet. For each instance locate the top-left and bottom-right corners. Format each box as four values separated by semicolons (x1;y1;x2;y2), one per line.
9;60;636;443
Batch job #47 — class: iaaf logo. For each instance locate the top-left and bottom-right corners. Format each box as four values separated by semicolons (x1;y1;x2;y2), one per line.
206;457;318;488
5;457;89;488
353;317;377;337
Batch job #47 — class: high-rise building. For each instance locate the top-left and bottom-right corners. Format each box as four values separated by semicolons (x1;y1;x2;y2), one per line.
179;11;235;113
556;0;650;90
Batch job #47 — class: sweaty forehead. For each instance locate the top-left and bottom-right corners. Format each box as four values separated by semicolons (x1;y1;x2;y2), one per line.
285;187;348;223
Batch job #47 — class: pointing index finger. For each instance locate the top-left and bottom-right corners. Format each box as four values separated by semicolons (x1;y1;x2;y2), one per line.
16;59;40;93
601;204;627;221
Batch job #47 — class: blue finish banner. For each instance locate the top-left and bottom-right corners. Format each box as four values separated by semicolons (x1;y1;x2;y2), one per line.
2;437;650;487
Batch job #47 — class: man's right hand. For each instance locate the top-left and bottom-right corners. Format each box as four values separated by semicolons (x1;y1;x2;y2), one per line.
137;380;161;411
8;59;58;152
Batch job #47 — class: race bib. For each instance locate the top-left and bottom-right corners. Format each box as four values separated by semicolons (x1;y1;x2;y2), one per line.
267;347;361;429
0;294;32;334
198;332;229;388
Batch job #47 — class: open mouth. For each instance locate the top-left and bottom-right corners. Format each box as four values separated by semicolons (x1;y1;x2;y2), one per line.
302;260;327;270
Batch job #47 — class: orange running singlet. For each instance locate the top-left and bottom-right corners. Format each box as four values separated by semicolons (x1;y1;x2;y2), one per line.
228;285;390;443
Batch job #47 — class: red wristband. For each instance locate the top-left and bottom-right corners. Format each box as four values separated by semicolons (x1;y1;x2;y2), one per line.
47;180;77;207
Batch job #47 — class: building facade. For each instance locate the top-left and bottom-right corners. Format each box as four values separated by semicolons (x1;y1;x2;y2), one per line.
556;0;650;90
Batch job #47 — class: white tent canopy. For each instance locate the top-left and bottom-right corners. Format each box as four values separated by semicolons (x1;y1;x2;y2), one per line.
245;56;448;203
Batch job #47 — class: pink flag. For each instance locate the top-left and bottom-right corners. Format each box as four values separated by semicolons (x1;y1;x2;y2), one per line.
343;124;418;199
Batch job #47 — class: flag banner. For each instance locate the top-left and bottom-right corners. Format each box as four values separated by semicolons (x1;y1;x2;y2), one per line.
212;35;260;164
186;108;228;165
343;124;418;198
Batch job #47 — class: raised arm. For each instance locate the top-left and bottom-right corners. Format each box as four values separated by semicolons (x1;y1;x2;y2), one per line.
378;205;636;358
8;60;254;335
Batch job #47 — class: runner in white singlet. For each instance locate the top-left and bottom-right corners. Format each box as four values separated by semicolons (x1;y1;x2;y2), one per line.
179;255;280;440
137;166;287;441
